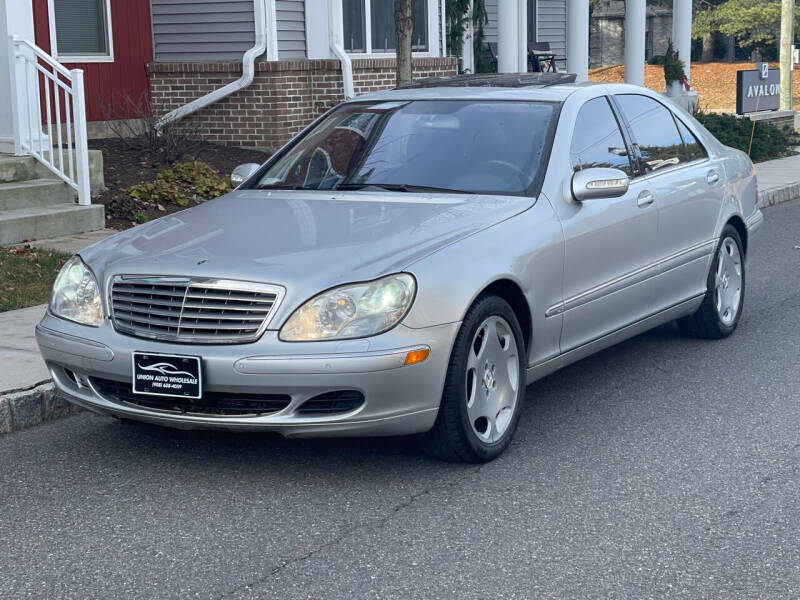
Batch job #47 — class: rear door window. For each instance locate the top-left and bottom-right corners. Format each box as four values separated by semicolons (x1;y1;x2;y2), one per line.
569;96;633;177
675;118;708;162
615;94;687;173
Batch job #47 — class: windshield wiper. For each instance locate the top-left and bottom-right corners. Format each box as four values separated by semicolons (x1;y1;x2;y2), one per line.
336;183;475;194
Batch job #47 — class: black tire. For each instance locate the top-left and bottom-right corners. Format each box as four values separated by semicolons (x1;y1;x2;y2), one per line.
420;295;526;463
678;224;745;339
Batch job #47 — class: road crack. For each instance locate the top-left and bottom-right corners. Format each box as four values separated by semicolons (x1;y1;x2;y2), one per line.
213;484;446;600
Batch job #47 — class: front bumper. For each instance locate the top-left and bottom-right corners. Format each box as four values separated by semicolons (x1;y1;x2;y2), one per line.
36;310;460;437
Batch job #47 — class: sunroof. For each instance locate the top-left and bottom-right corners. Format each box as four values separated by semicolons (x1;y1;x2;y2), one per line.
396;72;577;89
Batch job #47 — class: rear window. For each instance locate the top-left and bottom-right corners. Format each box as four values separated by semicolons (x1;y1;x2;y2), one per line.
251;100;558;196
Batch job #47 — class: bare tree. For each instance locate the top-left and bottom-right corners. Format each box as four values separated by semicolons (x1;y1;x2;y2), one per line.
98;93;204;164
395;0;413;85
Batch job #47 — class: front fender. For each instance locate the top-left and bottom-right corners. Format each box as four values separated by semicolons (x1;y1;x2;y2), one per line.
402;197;565;367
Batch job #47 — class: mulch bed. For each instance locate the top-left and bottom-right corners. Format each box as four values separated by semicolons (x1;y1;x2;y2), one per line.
589;62;800;113
90;139;271;230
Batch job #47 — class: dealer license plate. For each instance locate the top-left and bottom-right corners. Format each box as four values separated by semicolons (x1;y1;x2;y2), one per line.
132;352;202;399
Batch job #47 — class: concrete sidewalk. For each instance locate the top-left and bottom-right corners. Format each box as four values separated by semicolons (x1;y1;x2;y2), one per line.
0;305;49;392
1;154;800;432
754;155;800;207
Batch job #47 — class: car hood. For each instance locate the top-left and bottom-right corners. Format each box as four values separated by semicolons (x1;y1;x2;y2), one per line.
82;189;532;321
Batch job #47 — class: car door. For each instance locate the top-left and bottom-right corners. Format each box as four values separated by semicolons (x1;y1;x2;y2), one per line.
613;94;723;312
555;96;661;353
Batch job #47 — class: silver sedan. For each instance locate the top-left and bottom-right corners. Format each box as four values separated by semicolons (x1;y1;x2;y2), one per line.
36;79;763;462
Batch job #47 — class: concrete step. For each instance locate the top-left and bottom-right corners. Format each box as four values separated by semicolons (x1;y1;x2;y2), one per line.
0;156;40;183
0;151;105;190
0;179;75;211
0;204;105;246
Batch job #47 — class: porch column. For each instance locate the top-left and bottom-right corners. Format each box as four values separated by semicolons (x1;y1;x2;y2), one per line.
461;0;475;73
497;0;520;72
517;0;527;73
624;0;646;86
672;0;692;84
0;0;36;154
567;0;589;82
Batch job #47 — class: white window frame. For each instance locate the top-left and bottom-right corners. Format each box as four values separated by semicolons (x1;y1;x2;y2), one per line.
343;0;440;58
47;0;115;63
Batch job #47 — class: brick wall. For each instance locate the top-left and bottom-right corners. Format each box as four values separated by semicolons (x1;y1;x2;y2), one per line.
148;57;458;150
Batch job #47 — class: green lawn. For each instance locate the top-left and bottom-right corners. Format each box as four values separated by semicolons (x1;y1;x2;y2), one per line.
0;246;71;312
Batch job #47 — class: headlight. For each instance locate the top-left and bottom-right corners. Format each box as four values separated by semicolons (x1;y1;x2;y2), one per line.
280;273;416;341
50;256;104;327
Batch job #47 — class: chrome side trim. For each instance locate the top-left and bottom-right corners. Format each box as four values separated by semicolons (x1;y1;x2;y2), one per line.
545;239;715;318
530;293;705;384
233;345;431;375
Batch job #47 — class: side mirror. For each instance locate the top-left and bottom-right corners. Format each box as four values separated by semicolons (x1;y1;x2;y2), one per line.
231;163;260;188
571;167;629;202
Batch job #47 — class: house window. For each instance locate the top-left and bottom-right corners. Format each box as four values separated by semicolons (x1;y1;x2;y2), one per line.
48;0;114;62
343;0;428;54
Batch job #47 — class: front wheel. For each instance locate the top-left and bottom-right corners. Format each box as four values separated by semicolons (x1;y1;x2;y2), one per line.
420;295;526;463
678;224;745;339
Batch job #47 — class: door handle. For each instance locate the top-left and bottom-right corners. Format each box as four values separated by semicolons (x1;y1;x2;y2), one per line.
637;190;655;207
707;169;719;185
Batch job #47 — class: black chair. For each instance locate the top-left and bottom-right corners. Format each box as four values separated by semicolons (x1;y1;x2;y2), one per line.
527;42;556;73
482;42;498;73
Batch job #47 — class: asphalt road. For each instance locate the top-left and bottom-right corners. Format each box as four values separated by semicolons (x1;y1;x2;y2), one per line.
2;200;799;600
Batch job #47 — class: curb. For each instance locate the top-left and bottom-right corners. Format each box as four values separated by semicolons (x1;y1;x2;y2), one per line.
758;184;800;208
0;383;81;434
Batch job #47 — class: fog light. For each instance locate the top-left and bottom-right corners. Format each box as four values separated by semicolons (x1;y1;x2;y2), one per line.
404;348;430;366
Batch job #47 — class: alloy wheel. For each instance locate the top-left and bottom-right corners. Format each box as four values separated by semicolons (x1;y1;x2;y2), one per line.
715;236;742;326
465;316;520;443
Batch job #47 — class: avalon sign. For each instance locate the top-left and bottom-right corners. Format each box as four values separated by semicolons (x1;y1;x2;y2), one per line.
736;66;780;114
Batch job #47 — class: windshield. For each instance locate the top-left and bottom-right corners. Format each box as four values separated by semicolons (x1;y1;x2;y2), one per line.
251;100;558;196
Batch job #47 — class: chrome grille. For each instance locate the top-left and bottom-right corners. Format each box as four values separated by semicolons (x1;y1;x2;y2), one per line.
110;277;283;344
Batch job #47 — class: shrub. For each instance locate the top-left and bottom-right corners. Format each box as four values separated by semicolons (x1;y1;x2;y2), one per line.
648;54;665;66
123;160;232;208
133;212;148;224
694;112;800;163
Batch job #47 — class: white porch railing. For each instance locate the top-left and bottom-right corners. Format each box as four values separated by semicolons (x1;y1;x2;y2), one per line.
8;35;91;205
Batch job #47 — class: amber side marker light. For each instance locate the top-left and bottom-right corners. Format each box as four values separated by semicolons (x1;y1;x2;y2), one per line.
404;348;430;366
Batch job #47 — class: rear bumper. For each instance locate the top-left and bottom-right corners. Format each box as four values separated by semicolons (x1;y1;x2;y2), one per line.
36;311;460;437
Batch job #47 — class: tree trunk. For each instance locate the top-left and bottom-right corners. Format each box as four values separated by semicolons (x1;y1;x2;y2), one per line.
395;0;413;86
700;33;714;62
723;34;735;62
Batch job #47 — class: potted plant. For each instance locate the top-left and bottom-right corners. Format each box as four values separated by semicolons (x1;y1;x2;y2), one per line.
663;39;690;97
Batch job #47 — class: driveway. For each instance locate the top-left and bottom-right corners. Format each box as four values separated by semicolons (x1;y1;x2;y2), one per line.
1;200;799;599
